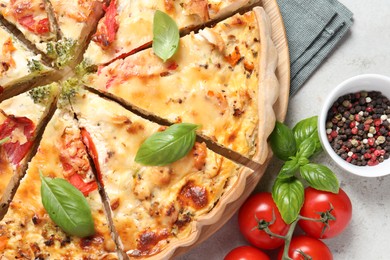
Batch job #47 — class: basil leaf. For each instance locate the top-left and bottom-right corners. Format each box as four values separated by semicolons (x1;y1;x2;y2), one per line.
300;163;339;193
296;137;317;159
272;177;304;224
298;156;310;166
40;174;95;238
0;137;10;145
152;10;180;62
135;123;199;166
270;121;297;161
293;116;322;153
278;157;299;179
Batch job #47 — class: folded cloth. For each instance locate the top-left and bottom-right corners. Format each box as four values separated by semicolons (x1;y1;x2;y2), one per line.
277;0;353;95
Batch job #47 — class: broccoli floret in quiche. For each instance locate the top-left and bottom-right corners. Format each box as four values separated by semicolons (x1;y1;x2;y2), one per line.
28;83;59;104
58;78;81;108
27;59;45;73
46;38;77;68
75;59;98;76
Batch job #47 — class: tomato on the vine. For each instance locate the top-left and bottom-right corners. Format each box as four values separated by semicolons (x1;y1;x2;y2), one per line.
277;235;333;260
238;192;289;250
299;187;352;239
224;246;270;260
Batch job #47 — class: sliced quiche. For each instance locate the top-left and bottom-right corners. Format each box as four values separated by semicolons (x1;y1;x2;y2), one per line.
0;93;119;258
82;0;260;67
83;7;279;164
0;0;104;67
47;0;104;67
0;0;57;54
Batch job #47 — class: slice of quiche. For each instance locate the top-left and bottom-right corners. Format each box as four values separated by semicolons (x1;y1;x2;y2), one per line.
0;24;53;101
0;83;58;217
81;0;260;67
83;7;279;164
0;0;104;68
0;96;119;258
47;0;104;67
69;87;249;258
0;0;57;55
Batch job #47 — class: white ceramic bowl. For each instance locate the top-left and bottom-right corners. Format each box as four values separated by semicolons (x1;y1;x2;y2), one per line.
319;74;390;177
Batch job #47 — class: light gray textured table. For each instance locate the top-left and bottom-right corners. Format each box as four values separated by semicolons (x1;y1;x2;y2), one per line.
179;1;390;259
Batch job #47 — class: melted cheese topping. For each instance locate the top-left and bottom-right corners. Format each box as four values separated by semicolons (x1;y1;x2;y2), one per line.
84;11;261;157
83;0;258;66
0;109;118;259
71;91;240;257
0;26;52;88
0;0;55;53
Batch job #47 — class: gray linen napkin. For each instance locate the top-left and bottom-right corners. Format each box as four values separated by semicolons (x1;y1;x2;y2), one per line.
277;0;353;95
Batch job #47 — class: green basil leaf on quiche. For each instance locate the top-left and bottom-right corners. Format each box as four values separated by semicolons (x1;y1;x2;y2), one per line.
152;10;180;62
135;123;199;166
40;173;95;238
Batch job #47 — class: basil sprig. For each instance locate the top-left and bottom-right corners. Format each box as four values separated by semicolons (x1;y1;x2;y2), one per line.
270;116;339;224
135;123;199;166
40;173;95;238
152;10;180;62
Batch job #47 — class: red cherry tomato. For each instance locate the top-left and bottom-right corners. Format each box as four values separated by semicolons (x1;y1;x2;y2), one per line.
224;246;270;260
299;187;352;239
238;193;289;250
277;236;333;260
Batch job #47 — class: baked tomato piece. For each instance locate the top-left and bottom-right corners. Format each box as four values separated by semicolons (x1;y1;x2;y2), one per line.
238;192;289;250
0;115;35;165
299;187;352;239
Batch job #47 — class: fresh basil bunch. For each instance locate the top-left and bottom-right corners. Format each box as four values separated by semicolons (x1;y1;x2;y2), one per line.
270;116;339;224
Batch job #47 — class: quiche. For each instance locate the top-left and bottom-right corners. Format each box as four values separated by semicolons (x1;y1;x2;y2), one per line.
82;0;260;67
0;1;282;258
83;7;279;164
0;24;53;101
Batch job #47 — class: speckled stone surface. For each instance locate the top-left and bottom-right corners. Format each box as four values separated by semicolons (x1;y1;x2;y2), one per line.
178;1;390;259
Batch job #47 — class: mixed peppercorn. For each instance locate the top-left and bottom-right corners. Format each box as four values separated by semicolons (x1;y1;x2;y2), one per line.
326;91;390;166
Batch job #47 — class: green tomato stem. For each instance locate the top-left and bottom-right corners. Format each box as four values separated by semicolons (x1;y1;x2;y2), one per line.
280;218;298;260
298;215;324;222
